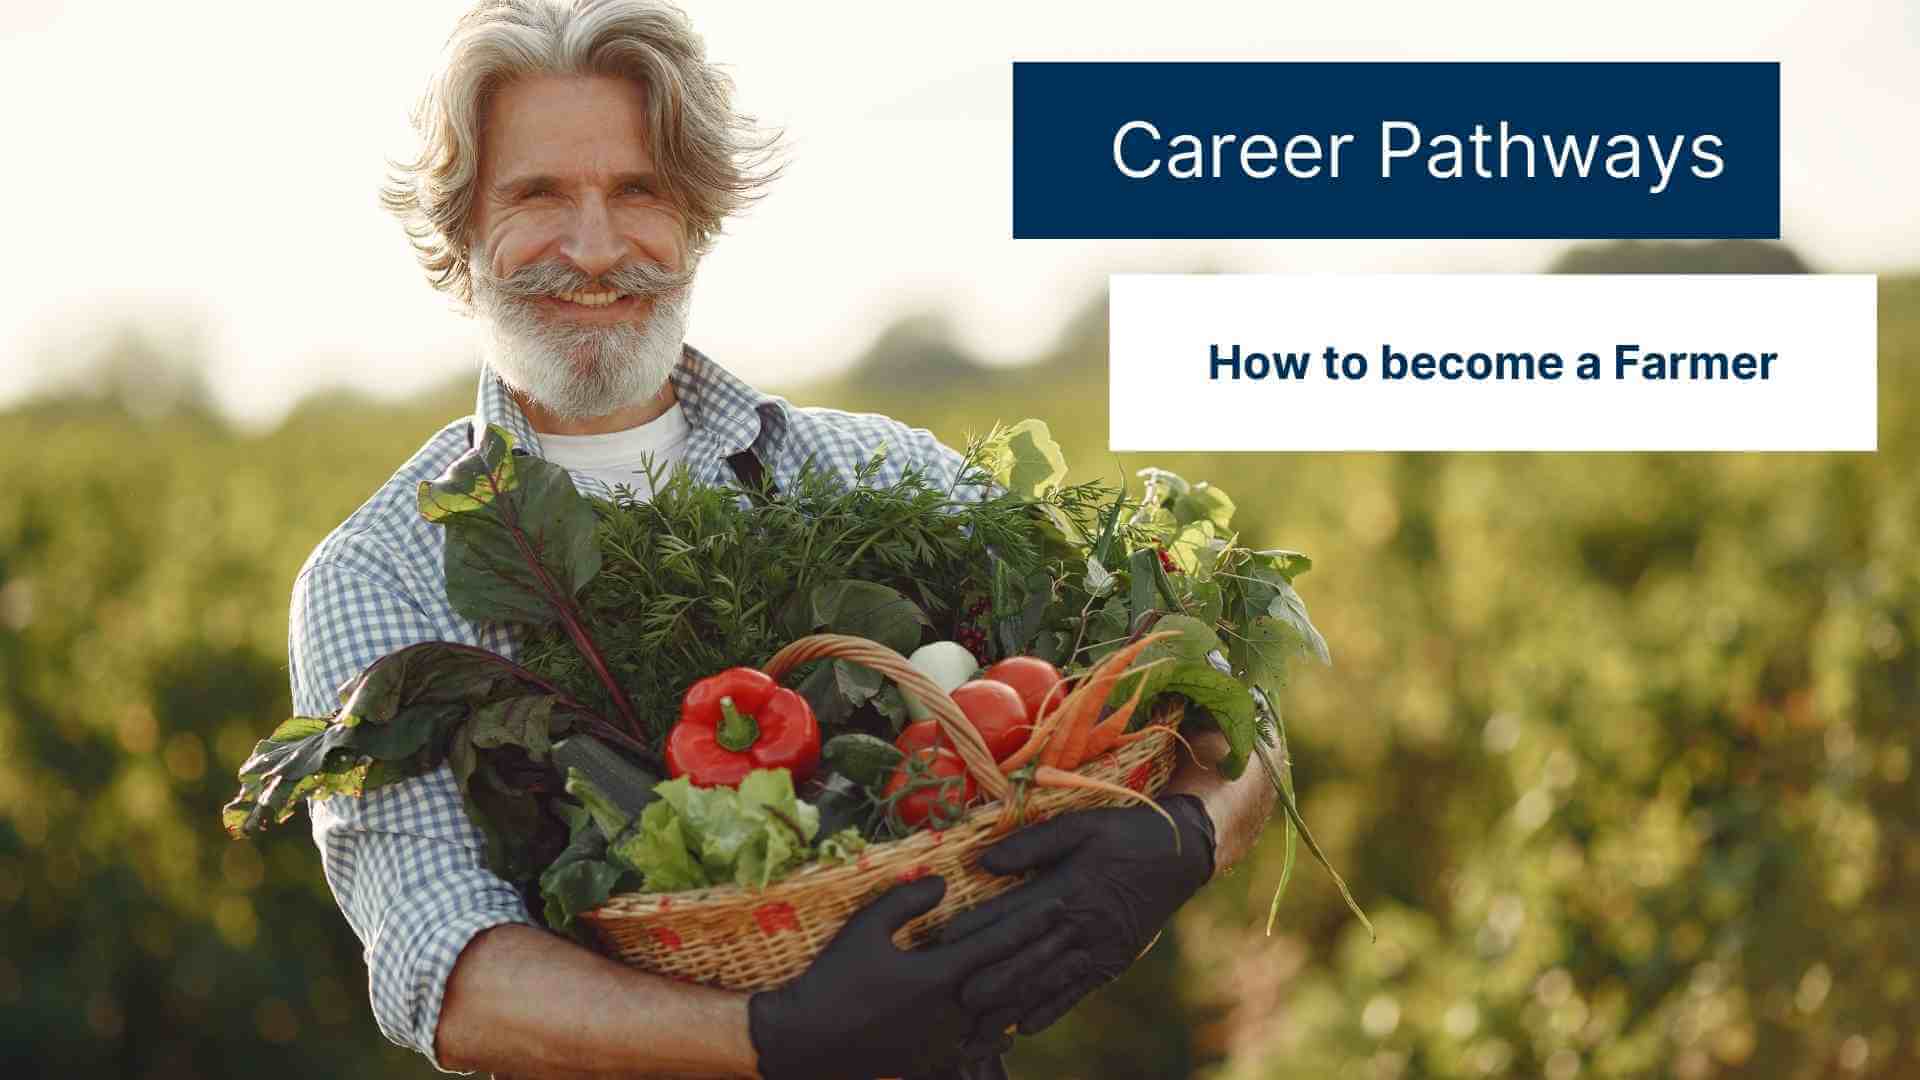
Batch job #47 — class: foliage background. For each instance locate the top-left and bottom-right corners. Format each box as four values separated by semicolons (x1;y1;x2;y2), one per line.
1;243;1913;1078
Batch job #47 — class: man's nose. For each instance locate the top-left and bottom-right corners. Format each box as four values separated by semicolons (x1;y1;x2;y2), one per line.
559;195;625;281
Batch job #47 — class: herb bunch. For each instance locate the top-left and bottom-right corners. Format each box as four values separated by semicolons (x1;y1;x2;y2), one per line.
516;444;1050;743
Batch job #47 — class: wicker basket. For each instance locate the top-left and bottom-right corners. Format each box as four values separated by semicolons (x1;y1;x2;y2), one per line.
579;633;1183;991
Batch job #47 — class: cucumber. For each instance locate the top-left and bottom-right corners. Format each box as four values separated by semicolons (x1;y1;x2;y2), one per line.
821;733;905;789
552;735;660;818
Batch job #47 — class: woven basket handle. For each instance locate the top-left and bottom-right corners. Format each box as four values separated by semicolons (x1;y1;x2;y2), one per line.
762;634;1011;803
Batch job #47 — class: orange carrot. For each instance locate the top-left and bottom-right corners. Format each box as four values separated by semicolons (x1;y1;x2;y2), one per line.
1006;630;1179;773
1031;765;1178;840
1051;633;1176;768
1072;672;1152;765
1000;694;1069;772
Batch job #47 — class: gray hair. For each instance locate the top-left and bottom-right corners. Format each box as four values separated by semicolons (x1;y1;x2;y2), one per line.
381;0;780;306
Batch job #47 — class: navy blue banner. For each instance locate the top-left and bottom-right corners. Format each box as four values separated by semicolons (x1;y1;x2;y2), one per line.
1012;62;1779;239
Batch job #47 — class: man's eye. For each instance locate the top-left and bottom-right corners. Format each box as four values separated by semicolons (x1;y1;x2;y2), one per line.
619;182;653;197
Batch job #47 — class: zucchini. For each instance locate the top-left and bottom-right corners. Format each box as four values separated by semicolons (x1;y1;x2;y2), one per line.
552;735;660;818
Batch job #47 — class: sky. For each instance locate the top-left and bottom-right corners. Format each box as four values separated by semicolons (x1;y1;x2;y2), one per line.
1;0;1915;429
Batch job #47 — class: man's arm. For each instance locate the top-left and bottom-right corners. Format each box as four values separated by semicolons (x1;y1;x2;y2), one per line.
437;925;757;1078
294;560;763;1075
1163;727;1278;876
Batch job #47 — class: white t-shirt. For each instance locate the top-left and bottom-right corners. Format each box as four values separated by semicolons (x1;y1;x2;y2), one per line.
535;402;694;501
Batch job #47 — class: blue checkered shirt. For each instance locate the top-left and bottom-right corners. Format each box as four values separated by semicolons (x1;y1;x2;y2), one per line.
293;347;966;1070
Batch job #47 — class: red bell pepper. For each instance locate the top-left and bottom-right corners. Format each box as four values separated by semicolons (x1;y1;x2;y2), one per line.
666;667;821;788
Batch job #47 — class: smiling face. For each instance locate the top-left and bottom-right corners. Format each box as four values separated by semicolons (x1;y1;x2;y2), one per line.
468;74;697;429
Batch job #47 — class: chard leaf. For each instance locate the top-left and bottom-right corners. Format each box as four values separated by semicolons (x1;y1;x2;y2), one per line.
541;859;627;939
223;642;544;837
470;695;558;759
418;424;639;738
463;756;545;883
417;424;602;627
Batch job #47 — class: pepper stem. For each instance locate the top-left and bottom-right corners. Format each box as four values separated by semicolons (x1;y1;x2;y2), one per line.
715;696;760;752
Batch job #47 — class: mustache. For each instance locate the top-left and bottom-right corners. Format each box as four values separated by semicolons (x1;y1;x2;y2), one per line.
483;259;694;299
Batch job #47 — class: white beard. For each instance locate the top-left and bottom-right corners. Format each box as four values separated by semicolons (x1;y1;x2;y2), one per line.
477;283;693;423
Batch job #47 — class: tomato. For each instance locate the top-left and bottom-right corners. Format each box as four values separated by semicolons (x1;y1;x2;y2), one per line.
883;748;977;829
949;679;1032;763
894;719;950;757
981;657;1065;725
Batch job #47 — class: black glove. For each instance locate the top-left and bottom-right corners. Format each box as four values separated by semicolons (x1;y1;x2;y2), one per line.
748;875;1076;1080
939;794;1217;1039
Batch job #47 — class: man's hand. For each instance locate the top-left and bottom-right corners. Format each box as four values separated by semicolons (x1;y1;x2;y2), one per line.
939;795;1217;1038
748;875;1074;1080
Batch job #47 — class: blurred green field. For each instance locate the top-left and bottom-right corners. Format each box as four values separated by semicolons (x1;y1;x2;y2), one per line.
2;260;1914;1078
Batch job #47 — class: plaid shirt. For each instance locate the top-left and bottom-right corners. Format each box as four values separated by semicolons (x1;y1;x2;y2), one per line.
293;346;966;1070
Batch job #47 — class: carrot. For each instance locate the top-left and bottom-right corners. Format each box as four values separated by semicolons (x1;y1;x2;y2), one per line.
999;693;1069;772
1051;633;1176;769
1042;688;1099;769
1031;766;1179;843
1006;630;1179;773
1072;671;1152;765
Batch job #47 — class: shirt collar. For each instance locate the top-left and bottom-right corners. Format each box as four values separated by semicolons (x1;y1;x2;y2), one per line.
470;344;788;483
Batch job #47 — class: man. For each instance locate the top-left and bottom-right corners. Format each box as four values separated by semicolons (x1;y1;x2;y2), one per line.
295;2;1276;1076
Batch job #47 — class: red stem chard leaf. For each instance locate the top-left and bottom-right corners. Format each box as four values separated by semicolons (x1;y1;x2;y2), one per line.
222;641;586;841
417;423;642;738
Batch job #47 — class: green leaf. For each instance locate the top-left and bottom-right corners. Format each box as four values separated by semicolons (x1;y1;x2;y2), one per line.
1084;555;1116;597
613;799;708;891
637;770;819;891
1165;520;1219;577
1108;614;1223;708
421;424;604;627
994;419;1069;499
1232;615;1300;698
1266;579;1332;666
464;760;544;882
1134;467;1190;507
1128;547;1163;624
1171;482;1236;530
541;859;626;936
1249;548;1313;581
1081;595;1132;665
798;580;929;656
834;658;886;709
1187;579;1224;625
224;642;545;837
1170;666;1259;777
816;827;868;864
